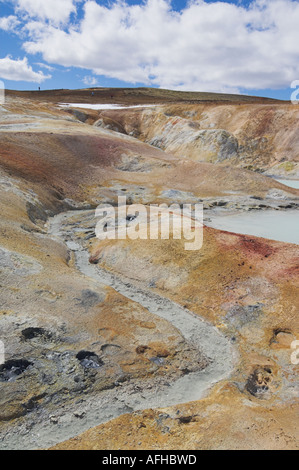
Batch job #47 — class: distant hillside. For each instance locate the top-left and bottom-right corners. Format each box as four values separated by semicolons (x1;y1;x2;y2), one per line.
6;86;284;105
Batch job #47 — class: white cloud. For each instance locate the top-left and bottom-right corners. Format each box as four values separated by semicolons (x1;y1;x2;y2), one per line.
0;56;51;82
0;15;20;31
14;0;80;24
5;0;299;92
82;75;98;86
35;62;55;71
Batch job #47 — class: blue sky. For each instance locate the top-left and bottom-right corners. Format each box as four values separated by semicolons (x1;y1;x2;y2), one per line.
0;0;298;100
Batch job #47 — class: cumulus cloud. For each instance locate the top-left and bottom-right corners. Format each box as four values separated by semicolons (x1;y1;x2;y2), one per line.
35;62;55;72
82;75;98;86
0;56;51;82
14;0;80;24
0;15;20;31
3;0;299;91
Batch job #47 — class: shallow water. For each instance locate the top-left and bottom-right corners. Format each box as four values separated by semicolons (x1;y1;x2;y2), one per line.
275;179;299;189
207;210;299;245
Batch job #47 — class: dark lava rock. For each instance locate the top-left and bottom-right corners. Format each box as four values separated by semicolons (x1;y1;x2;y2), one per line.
21;327;53;341
0;359;32;382
76;351;104;369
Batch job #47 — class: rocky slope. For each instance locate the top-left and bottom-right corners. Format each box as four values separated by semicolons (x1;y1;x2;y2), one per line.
96;102;299;177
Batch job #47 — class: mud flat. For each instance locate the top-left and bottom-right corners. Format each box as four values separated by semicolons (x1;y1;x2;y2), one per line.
50;206;299;451
0;210;236;450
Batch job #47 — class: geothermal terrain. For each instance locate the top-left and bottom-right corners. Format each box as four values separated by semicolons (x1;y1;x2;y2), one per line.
0;88;298;450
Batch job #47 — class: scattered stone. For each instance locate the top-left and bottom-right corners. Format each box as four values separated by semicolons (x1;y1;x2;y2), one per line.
21;327;52;342
49;415;58;424
136;345;149;354
178;415;194;424
270;329;296;348
245;367;273;398
0;359;32;382
76;351;104;369
149;357;165;366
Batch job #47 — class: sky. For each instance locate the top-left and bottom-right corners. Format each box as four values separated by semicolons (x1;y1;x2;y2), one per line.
0;0;298;99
